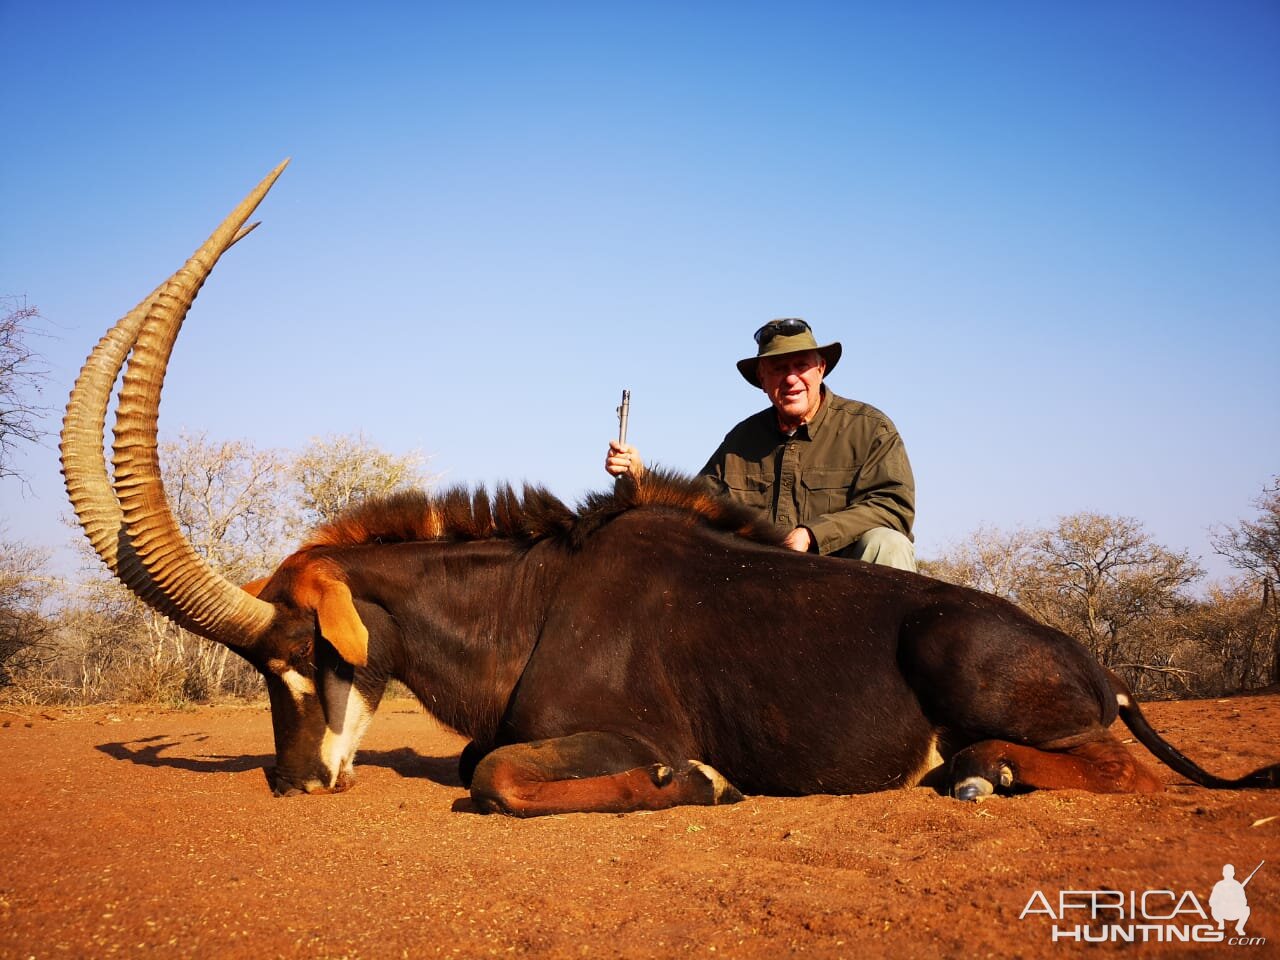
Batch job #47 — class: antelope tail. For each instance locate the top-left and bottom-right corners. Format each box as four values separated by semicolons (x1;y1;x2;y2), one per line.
1109;672;1280;789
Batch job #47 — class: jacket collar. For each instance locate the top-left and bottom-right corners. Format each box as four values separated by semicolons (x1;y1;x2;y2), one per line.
774;385;831;439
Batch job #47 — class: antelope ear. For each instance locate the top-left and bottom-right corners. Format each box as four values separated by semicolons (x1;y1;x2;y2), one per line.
294;565;369;667
241;577;271;598
313;579;370;667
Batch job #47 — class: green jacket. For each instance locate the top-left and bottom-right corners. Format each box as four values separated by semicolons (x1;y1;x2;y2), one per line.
700;388;915;556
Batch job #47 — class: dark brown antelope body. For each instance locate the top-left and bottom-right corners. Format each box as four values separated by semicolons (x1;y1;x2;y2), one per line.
62;164;1280;815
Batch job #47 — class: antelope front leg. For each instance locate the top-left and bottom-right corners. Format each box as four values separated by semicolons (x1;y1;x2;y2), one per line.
469;732;743;817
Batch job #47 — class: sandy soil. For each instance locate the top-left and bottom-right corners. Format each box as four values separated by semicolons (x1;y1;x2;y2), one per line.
2;693;1278;959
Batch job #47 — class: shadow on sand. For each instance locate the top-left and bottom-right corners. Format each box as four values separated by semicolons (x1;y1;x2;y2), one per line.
96;734;463;788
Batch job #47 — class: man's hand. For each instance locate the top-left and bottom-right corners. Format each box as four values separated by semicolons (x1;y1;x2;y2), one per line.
605;441;645;478
783;526;815;552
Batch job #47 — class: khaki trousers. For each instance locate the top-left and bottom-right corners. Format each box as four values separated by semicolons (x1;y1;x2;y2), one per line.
841;527;917;572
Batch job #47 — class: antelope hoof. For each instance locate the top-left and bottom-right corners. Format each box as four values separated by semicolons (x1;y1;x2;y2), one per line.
953;776;994;802
686;760;744;805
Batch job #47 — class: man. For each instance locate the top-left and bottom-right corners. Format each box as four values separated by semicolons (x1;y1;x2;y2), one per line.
605;318;916;571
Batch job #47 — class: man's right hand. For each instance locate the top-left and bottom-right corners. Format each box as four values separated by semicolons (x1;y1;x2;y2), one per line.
605;441;644;478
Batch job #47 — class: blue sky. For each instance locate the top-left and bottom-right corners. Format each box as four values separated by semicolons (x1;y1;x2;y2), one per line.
2;1;1277;583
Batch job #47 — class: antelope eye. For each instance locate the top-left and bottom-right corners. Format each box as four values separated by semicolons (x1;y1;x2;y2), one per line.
291;636;315;666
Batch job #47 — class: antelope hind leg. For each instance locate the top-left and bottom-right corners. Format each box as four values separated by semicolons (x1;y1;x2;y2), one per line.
950;734;1164;801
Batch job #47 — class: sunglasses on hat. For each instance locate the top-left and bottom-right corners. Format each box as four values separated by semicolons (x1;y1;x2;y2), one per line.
753;318;811;348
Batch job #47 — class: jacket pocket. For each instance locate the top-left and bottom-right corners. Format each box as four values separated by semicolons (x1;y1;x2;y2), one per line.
800;467;853;518
725;473;772;513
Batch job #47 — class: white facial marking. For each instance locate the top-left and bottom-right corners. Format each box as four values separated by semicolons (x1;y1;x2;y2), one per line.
280;668;317;702
319;671;374;789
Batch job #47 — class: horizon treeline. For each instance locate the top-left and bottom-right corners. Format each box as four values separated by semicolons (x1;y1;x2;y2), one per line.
1;432;1276;706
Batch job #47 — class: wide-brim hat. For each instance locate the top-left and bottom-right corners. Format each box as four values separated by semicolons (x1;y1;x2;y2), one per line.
736;320;842;388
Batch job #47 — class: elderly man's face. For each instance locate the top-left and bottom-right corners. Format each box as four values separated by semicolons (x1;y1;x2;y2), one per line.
758;350;826;429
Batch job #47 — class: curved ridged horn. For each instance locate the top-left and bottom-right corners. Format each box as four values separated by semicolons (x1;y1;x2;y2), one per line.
65;161;288;647
60;222;261;633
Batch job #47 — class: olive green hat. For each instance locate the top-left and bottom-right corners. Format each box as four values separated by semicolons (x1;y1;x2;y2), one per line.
736;318;842;388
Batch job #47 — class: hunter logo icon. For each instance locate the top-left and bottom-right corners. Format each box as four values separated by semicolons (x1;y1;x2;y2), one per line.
1210;861;1264;936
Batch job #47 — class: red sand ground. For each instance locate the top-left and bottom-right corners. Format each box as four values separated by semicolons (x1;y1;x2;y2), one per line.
2;693;1278;958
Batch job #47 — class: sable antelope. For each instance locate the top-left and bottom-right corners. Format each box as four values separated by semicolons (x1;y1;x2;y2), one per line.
62;162;1280;816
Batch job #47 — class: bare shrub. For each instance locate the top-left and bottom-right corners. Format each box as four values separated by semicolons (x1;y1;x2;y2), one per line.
1212;476;1280;685
23;430;430;706
0;296;49;483
0;535;58;691
293;432;431;526
926;513;1207;698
